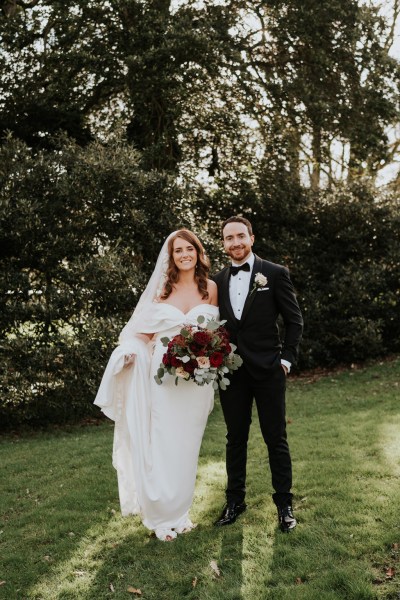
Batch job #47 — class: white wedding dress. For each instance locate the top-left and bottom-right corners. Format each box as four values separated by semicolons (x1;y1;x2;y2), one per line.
94;302;218;534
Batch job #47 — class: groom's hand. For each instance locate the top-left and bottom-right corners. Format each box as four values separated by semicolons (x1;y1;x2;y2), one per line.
124;353;136;368
281;364;288;375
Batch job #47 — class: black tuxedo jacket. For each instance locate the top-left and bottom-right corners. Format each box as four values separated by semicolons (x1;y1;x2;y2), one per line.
213;254;303;379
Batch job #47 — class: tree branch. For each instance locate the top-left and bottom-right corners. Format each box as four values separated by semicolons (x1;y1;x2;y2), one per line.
1;0;40;18
384;0;400;52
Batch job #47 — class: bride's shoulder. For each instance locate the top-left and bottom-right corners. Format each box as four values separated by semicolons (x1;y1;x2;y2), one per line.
207;279;218;306
152;298;164;307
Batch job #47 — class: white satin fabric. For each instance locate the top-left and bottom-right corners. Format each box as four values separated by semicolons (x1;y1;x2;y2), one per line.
94;303;218;532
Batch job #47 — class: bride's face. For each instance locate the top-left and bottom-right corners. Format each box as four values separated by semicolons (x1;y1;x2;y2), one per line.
172;237;198;272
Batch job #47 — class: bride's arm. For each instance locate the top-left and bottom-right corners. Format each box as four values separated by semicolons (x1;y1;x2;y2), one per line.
135;333;154;343
124;333;154;367
207;279;218;307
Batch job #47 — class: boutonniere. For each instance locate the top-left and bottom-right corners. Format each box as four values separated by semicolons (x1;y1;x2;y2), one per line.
250;272;268;295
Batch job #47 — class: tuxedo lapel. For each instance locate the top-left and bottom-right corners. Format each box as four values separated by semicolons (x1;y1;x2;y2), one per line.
240;255;263;324
220;266;237;324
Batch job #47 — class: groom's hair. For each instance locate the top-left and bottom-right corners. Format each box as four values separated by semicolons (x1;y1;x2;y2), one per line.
221;216;253;238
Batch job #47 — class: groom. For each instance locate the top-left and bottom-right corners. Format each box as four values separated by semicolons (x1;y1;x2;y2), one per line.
213;216;303;532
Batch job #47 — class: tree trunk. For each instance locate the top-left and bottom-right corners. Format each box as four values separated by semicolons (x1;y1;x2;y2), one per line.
311;125;321;192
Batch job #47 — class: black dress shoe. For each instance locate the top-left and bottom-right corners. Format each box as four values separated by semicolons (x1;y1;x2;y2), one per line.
214;502;247;526
277;505;297;532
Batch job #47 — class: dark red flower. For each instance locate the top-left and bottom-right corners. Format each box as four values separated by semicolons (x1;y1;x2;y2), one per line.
171;355;182;368
162;353;171;366
189;342;200;353
193;331;211;346
184;359;197;374
210;352;224;368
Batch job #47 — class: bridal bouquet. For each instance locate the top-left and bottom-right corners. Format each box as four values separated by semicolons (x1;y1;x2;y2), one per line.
154;316;243;390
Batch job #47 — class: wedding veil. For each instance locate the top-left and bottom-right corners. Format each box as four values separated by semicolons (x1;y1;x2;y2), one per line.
118;231;178;343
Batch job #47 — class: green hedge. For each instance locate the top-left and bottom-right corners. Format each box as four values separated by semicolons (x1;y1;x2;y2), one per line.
1;138;399;428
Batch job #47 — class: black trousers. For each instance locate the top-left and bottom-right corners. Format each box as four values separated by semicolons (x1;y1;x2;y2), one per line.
219;363;293;508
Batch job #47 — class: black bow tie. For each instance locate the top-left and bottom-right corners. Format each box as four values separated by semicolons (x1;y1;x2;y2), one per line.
230;262;251;276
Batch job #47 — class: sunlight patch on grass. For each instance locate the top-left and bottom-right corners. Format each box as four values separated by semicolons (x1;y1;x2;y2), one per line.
378;420;400;476
28;514;137;600
193;459;226;516
240;523;274;599
2;359;400;600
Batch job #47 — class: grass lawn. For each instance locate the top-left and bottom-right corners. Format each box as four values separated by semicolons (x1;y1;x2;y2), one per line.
1;357;399;600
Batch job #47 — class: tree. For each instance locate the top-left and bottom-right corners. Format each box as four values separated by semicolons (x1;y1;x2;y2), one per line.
228;0;400;188
0;134;186;427
0;0;241;171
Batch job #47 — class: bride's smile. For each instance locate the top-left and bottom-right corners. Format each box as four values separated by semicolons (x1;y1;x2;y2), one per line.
173;240;197;271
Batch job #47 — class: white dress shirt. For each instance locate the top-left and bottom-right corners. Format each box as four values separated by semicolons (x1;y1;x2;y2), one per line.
229;253;291;373
229;253;255;320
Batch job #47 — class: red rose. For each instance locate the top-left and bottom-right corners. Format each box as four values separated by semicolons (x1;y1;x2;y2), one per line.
193;331;211;346
210;352;224;367
189;342;200;353
173;334;187;347
162;353;171;366
171;355;182;367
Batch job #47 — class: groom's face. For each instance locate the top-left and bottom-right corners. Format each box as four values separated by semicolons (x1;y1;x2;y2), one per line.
222;222;254;263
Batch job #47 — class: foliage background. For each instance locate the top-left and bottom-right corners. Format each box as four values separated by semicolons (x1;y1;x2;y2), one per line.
0;0;399;428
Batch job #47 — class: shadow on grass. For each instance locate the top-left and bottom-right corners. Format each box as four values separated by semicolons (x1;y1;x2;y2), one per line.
3;361;399;600
82;518;245;600
16;406;245;600
0;423;118;599
245;376;400;600
26;457;246;600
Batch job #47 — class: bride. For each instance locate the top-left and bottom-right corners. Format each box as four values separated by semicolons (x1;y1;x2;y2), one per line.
94;229;218;541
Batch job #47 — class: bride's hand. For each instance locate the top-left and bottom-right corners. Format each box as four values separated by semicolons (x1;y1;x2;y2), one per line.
124;353;136;368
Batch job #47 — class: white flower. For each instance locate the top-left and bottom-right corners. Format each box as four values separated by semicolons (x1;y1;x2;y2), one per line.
175;367;190;379
254;273;267;287
250;272;268;295
197;356;210;368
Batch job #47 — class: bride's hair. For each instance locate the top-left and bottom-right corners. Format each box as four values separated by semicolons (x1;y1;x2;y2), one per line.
161;229;210;300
